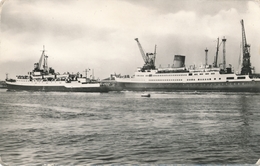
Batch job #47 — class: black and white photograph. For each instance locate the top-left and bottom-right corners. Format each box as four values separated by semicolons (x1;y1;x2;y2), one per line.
0;0;260;165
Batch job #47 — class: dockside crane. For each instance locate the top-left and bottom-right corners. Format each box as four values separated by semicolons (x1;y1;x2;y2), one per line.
240;19;252;75
134;38;156;71
213;38;220;68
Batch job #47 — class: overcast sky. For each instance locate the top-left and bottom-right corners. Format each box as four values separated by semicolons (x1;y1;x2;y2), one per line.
1;0;260;80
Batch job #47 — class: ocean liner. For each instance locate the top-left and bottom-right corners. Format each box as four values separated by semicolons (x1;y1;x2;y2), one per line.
5;47;108;92
115;20;260;92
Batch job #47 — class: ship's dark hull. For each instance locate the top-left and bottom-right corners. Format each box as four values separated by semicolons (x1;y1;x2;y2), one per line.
117;81;260;92
6;82;109;92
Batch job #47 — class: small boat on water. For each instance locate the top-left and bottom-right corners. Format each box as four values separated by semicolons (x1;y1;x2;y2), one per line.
141;93;151;97
5;47;108;92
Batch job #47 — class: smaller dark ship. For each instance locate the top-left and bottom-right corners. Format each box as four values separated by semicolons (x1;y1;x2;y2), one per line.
5;47;108;92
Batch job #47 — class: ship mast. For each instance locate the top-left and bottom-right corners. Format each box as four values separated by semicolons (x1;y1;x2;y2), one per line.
240;19;252;75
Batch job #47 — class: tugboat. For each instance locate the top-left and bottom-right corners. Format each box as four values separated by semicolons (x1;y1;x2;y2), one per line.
5;47;108;92
114;20;260;92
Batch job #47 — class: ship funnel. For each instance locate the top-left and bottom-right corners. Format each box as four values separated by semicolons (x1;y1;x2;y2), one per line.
173;55;185;68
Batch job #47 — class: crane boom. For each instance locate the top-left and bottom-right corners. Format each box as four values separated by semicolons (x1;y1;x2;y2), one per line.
240;19;252;75
134;38;156;71
214;38;220;68
135;38;148;63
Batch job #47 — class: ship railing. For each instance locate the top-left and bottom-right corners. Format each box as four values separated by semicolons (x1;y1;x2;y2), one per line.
17;79;31;82
189;68;220;72
16;75;30;79
157;70;189;73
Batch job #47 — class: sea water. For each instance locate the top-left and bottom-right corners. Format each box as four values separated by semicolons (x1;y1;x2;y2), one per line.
0;89;260;165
